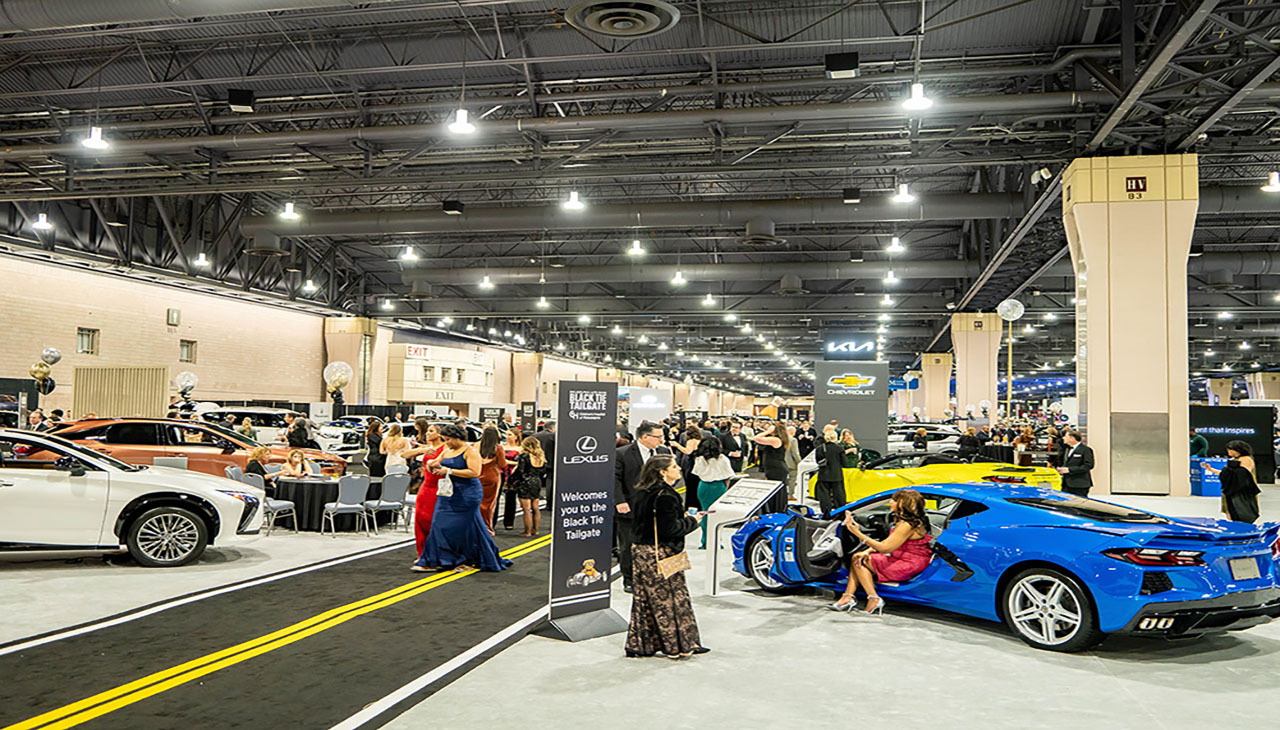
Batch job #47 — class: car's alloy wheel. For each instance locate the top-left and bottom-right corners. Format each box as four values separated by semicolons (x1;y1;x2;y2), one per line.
1003;568;1104;652
747;535;789;592
127;507;208;567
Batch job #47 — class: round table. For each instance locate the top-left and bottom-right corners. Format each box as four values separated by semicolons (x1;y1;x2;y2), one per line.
979;444;1016;464
272;476;391;532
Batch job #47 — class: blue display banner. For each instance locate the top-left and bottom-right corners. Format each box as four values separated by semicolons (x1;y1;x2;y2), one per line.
888;377;920;391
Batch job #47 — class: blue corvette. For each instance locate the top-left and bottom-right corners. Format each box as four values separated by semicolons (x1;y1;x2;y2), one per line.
731;484;1280;652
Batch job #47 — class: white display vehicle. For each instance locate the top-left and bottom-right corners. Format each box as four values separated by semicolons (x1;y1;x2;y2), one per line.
200;406;349;454
0;429;263;567
886;424;964;454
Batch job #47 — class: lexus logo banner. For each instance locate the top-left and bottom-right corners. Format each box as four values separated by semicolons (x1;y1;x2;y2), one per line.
550;380;618;620
814;360;889;455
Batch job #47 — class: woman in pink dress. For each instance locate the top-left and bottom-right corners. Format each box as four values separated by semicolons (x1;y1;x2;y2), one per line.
403;423;444;556
831;489;932;614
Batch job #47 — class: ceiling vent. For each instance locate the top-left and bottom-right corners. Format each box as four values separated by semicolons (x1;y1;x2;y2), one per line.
739;218;786;247
406;280;437;299
565;1;680;38
1197;269;1241;291
245;233;287;256
775;274;808;296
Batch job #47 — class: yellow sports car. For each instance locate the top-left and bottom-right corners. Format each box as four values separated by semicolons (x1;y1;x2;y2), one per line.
806;452;1062;505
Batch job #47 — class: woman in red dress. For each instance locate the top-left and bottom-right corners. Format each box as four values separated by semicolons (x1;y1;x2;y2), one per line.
403;423;444;556
476;426;506;535
830;489;933;614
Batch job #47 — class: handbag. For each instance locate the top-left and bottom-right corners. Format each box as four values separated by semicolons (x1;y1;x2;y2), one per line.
653;513;692;579
437;473;454;497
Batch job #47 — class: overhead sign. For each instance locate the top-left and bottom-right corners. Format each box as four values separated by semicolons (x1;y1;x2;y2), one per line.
888;377;920;391
814;360;889;455
821;330;879;361
549;381;619;621
479;406;505;423
405;344;432;360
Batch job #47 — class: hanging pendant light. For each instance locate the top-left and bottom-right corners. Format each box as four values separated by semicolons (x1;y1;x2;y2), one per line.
562;191;585;210
1262;172;1280;193
81;125;109;150
536;296;550;308
279;201;301;220
31;212;54;231
194;252;210;268
399;246;419;262
892;183;916;203
627;239;646;256
479;275;494;289
448;108;476;135
885;236;905;253
902;82;933;111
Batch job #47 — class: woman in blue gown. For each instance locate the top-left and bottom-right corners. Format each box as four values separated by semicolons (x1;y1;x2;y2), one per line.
413;423;513;573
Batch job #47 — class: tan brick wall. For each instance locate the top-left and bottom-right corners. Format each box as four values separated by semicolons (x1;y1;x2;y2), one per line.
0;256;325;413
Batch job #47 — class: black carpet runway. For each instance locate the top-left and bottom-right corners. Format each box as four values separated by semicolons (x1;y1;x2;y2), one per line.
0;532;551;730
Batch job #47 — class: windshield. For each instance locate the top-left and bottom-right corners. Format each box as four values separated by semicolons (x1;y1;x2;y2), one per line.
203;421;263;447
35;432;144;471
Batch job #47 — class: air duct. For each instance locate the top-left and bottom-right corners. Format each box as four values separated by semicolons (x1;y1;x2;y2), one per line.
246;194;1026;238
406;280;437;299
245;232;286;256
400;260;982;286
0;0;407;32
1040;251;1280;280
565;1;680;38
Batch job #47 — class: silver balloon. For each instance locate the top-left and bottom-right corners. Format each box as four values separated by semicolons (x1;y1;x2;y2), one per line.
979;399;992;411
323;361;354;389
996;298;1025;322
175;371;199;392
41;347;62;366
965;403;976;414
1049;402;1063;413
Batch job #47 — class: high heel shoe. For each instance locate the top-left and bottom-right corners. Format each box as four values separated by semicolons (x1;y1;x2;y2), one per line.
827;593;858;612
864;595;885;615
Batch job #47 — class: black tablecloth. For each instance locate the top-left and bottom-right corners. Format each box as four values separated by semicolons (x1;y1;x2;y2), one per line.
273;476;392;532
979;444;1016;464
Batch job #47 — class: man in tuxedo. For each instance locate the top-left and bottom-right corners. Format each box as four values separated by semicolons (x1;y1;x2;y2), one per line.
1056;430;1095;497
614;421;671;592
719;420;749;473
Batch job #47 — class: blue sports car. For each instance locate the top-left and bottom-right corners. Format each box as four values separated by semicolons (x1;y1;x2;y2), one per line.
731;484;1280;652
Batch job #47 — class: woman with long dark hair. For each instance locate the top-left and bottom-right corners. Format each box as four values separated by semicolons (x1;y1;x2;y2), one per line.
1205;440;1261;523
413;423;511;573
402;423;444;555
477;426;506;534
831;489;932;614
670;425;704;510
691;437;733;548
752;422;790;511
364;420;386;478
625;454;707;659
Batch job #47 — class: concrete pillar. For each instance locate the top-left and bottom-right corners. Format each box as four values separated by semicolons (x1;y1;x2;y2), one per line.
952;312;1001;421
1062;154;1198;496
890;389;910;419
323;317;378;404
921;353;953;421
1245;372;1280;400
511;353;541;406
904;370;923;419
1207;377;1234;406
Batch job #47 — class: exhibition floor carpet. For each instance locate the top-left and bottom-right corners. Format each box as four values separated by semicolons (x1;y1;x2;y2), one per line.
385;489;1280;730
0;530;550;730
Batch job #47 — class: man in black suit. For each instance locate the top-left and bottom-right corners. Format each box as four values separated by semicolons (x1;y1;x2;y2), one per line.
614;421;671;592
1056;430;1095;497
719;421;749;473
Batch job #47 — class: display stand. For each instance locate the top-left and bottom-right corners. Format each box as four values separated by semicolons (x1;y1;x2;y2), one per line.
704;478;784;597
534;608;630;643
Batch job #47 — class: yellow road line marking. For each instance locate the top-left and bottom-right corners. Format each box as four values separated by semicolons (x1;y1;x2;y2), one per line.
4;535;551;730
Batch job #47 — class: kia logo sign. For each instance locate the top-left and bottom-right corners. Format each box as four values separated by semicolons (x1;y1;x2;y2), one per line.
576;436;597;454
822;331;878;360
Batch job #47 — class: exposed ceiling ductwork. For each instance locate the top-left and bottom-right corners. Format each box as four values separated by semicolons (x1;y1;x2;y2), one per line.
0;0;417;33
400;261;982;286
245;194;1027;239
565;1;680;38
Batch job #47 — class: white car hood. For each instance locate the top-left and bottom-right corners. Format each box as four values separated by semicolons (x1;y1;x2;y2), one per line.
136;465;266;499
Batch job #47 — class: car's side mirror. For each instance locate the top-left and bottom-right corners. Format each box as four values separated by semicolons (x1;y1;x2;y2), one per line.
55;456;86;477
216;439;238;455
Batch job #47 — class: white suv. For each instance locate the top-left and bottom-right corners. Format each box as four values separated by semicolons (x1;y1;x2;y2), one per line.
0;429;263;567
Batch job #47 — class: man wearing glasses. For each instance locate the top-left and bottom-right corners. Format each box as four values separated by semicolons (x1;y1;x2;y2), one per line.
614;421;673;592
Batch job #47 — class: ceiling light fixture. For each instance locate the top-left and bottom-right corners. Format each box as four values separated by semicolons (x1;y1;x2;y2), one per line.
671;270;687;286
194;252;210;268
1217;311;1233;320
562;190;585;211
702;292;716;306
1262;171;1280;193
885;236;905;254
399;246;419;262
302;279;318;293
279;201;301;220
479;275;494;289
902;82;933;111
578;314;591;324
81;125;109;150
31;212;54;231
881;294;894;306
381;299;395;311
884;269;897;284
537;296;550;308
612;324;623;335
627;239;646;256
723;313;737;322
447;108;476;135
892;183;917;203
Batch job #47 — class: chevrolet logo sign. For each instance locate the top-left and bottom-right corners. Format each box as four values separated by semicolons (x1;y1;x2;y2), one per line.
828;374;876;388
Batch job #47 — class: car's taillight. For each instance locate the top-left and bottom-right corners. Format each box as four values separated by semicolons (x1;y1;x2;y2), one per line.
1270;536;1280;561
985;475;1026;484
1103;548;1205;567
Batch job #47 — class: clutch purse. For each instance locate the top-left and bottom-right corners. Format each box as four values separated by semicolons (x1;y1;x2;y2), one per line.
437;473;454;497
653;514;691;579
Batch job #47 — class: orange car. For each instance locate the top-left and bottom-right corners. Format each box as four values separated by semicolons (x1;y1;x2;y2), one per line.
51;418;347;477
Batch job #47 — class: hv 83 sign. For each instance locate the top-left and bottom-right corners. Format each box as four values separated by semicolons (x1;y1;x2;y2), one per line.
550;381;618;619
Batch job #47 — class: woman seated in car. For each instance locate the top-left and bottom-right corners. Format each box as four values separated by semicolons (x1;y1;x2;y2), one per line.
278;448;312;478
244;446;277;483
830;489;932;614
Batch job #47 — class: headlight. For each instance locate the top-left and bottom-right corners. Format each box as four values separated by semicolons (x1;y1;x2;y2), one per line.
218;489;257;502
